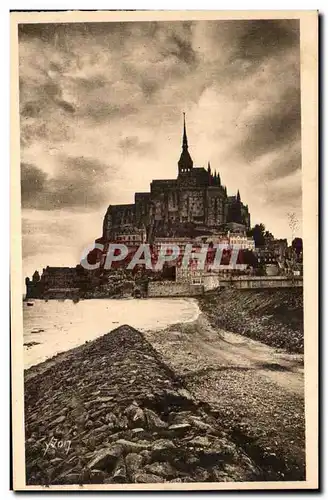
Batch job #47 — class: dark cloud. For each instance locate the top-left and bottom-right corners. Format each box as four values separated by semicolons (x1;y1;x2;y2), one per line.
196;20;300;89
21;77;76;117
120;27;196;102
118;136;153;155
139;77;161;99
19;21;155;44
260;145;301;183
232;20;299;64
21;163;47;204
57;99;75;113
19;17;302;268
72;74;107;92
236;87;301;162
263;182;302;206
21;157;115;210
164;32;196;65
18;20;199;134
80;100;138;123
20;100;42;118
22;215;82;261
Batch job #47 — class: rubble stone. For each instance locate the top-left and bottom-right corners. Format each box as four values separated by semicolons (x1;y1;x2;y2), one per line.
24;325;266;485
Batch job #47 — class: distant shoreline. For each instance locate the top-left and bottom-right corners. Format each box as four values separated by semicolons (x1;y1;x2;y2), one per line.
24;286;303;375
23;297;201;371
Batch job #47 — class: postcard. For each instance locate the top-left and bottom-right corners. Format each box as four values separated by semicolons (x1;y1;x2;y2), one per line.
10;10;318;491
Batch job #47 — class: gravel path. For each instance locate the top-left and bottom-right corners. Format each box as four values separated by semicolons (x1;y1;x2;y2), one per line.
144;314;305;481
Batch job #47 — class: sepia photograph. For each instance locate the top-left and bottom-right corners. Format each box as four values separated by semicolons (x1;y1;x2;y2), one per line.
10;10;318;491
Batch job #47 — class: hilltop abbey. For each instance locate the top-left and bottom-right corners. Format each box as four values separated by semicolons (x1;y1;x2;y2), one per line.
100;114;250;245
25;116;301;301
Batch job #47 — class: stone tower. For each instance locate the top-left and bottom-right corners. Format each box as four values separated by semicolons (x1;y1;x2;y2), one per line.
178;113;193;175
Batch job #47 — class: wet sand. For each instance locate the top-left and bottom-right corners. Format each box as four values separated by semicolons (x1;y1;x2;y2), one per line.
23;298;200;368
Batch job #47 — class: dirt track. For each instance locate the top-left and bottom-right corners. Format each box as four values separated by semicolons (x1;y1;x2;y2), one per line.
144;314;305;480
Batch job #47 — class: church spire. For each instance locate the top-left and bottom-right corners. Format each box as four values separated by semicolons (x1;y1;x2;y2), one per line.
182;112;188;149
207;162;212;185
178;113;193;174
237;189;241;202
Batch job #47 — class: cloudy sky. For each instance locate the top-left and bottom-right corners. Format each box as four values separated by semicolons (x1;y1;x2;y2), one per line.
19;19;301;278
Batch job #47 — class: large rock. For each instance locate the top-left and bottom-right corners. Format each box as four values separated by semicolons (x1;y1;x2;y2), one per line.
134;472;164;483
151;439;176;461
104;412;119;427
87;444;123;471
112;457;127;483
115;439;151;454
168;423;191;436
188;416;217;434
187;436;212;448
89;469;106;484
49;415;66;428
145;461;178;479
144;408;168;431
125;453;143;479
125;402;146;428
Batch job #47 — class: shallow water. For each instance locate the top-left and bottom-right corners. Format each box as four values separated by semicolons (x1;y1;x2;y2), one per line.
23;298;200;369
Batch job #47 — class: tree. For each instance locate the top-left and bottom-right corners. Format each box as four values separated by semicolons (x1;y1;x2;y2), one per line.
247;224;266;247
247;224;274;248
264;230;274;242
288;212;298;241
239;249;259;268
292;237;303;258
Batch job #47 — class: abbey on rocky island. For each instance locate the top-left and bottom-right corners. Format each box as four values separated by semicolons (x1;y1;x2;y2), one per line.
99;114;250;246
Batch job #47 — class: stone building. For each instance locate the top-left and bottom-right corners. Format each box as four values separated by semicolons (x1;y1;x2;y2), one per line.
101;114;250;244
25;265;100;299
267;238;288;261
228;231;256;251
109;226;147;247
41;266;79;289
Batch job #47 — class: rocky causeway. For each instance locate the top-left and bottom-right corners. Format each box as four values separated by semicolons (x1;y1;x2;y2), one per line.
25;325;263;485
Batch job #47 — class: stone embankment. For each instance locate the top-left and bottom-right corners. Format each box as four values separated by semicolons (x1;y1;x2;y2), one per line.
25;326;261;486
198;288;303;353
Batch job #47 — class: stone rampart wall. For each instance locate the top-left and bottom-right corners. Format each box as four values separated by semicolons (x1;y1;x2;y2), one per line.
148;282;204;297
